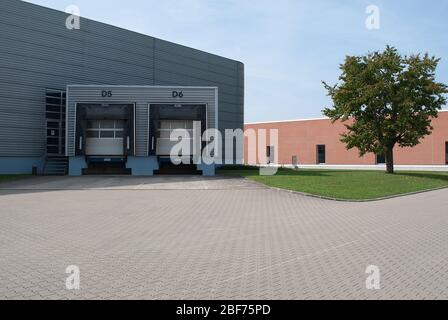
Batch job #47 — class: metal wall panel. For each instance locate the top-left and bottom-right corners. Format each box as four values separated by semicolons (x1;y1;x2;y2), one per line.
0;0;243;159
0;40;154;78
155;39;238;70
155;50;238;79
0;29;154;67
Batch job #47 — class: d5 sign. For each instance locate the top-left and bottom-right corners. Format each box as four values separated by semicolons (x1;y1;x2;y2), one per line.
101;90;112;97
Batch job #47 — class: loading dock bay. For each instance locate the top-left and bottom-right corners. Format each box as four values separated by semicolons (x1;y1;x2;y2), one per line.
66;86;219;176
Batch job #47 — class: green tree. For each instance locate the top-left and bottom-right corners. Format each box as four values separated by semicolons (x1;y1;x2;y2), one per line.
323;46;448;174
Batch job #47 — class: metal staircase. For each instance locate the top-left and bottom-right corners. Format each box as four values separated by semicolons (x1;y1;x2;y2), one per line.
44;88;68;176
43;156;69;176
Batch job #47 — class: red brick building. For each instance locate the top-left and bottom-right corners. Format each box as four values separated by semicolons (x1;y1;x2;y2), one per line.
244;110;448;166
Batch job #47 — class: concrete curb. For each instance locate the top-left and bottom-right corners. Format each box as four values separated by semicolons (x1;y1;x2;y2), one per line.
244;177;448;203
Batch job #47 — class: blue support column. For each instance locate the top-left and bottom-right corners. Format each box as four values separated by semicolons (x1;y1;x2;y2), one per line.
126;157;159;176
68;156;87;176
197;163;216;176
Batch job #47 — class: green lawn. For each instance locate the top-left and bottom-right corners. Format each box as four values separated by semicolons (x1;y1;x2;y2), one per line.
0;175;30;184
218;166;448;200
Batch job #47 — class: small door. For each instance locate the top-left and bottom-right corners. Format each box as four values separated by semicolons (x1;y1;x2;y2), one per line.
445;142;448;165
316;145;326;164
85;120;124;156
376;153;386;164
266;146;275;164
292;155;298;166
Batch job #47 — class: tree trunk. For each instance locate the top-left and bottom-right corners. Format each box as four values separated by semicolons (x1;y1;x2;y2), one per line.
385;146;394;174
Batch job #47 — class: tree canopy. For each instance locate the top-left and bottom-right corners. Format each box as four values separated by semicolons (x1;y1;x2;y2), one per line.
323;46;447;173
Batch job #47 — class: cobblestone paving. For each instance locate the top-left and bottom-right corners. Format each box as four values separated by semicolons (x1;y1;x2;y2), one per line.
0;176;447;300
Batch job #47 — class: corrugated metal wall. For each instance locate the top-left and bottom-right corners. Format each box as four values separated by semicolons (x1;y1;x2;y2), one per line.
0;0;243;157
66;86;217;157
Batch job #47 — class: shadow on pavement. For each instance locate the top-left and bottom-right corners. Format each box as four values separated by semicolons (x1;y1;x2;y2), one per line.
0;175;264;197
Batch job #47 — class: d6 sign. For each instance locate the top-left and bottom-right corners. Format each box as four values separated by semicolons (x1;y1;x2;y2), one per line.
172;91;184;98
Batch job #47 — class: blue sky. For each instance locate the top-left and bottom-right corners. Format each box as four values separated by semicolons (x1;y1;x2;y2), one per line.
26;0;448;122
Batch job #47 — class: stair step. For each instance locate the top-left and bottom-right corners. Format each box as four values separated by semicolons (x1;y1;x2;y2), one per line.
44;156;68;176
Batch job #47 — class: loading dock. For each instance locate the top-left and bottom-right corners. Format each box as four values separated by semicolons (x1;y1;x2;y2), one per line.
149;104;207;174
66;86;219;176
74;103;135;175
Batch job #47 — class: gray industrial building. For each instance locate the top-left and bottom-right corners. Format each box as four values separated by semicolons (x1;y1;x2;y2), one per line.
0;0;244;176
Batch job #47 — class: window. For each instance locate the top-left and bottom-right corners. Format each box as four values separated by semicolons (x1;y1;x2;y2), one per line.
115;121;124;129
316;145;326;164
158;120;194;139
171;120;186;130
292;155;298;166
87;120;124;139
101;120;114;129
376;153;386;164
87;120;100;129
100;131;115;138
86;131;99;138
